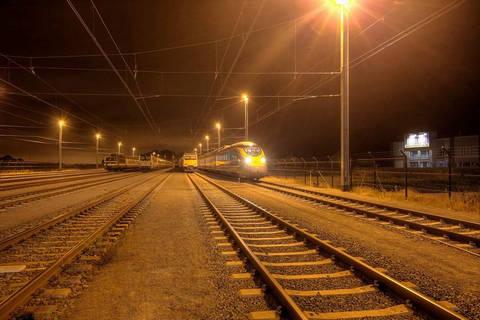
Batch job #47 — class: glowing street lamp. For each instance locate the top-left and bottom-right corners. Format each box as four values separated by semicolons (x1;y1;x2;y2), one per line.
58;119;65;170
242;94;249;141
198;143;203;154
117;142;122;155
95;133;101;169
132;147;136;157
215;122;221;148
205;135;210;152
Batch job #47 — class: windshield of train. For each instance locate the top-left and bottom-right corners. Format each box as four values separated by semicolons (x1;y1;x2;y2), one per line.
183;154;197;160
244;145;262;156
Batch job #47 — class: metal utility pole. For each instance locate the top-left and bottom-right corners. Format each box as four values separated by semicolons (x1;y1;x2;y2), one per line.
216;122;221;148
205;135;210;153
95;133;101;169
339;4;351;191
400;149;408;199
132;147;136;157
58;120;64;170
442;146;453;199
243;94;249;141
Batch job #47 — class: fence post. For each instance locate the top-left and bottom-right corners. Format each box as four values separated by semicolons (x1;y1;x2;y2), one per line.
368;151;377;190
441;146;452;199
327;155;334;188
350;159;353;189
400;149;408;199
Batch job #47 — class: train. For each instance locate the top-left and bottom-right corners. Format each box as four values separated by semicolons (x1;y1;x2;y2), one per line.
179;152;198;172
197;141;267;179
103;153;173;171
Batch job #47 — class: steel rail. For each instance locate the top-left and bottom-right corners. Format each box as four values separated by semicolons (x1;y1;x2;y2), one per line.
262;180;480;230
188;174;308;320
194;172;467;320
0;173;171;319
256;181;480;247
0;171;110;191
0;172;137;207
0;172;156;251
0;169;102;182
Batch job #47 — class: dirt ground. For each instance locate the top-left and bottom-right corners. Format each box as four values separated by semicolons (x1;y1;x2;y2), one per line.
65;173;243;320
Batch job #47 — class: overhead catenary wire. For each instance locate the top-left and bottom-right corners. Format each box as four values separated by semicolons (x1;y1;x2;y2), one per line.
0;52;123;138
89;0;159;132
66;0;157;133
3;9;320;61
194;0;248;138
251;0;467;126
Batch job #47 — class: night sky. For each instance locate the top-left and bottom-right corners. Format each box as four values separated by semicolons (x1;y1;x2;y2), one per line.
1;0;479;163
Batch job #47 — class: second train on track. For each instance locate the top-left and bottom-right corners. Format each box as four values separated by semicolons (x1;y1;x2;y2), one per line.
197;141;267;179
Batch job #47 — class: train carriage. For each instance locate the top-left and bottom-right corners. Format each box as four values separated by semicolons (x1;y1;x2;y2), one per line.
179;152;198;171
104;153;173;171
197;141;267;179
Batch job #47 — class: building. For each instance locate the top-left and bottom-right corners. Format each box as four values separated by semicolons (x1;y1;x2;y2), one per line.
391;132;479;168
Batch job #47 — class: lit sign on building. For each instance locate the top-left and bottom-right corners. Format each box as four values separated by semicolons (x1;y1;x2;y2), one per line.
405;132;430;149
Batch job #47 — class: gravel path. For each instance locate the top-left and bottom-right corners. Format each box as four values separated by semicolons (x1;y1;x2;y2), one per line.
65;173;268;320
213;177;480;319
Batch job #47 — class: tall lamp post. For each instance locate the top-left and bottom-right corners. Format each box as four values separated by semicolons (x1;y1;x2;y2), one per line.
95;133;101;169
215;122;221;148
205;135;210;153
242;94;249;141
117;142;122;155
132;147;136;157
337;0;351;191
58;119;65;170
198;143;202;155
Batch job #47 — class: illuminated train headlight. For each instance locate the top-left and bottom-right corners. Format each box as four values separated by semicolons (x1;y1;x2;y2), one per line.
244;156;252;165
261;157;266;164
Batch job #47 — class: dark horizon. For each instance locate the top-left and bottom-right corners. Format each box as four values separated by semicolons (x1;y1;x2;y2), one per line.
1;0;479;163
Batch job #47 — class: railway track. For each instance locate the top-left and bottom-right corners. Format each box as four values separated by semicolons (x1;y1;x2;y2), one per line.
0;170;110;192
189;172;466;320
250;180;480;257
0;172;171;319
0;172;138;210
